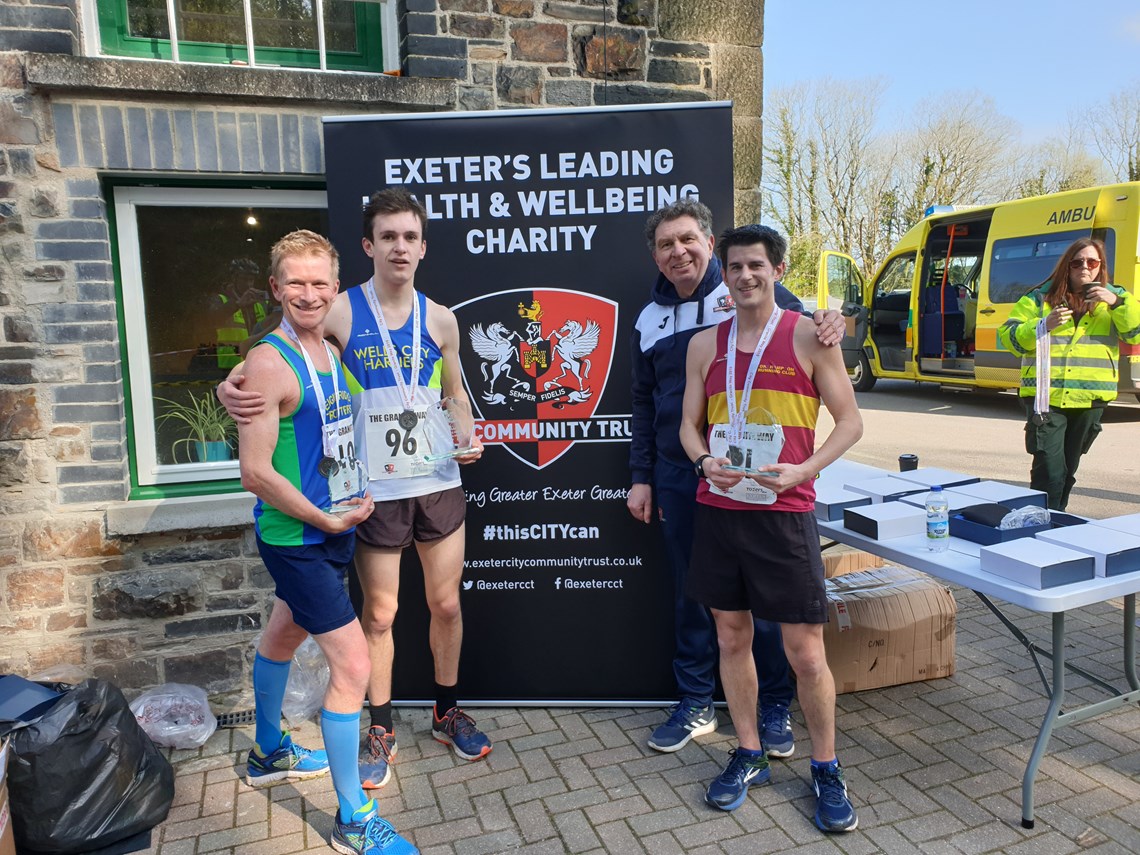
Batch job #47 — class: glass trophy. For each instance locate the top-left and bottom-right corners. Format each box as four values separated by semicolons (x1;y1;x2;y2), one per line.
716;404;783;476
422;396;478;462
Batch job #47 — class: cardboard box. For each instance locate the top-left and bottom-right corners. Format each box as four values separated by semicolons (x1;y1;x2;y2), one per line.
823;566;957;694
814;484;871;522
817;459;887;488
899;489;984;514
844;476;927;504
979;538;1096;589
891;468;980;490
0;676;62;723
952;481;1047;509
949;513;1050;545
950;508;1081;546
822;548;885;579
1036;525;1140;577
843;501;926;540
1090;512;1140;536
0;738;14;855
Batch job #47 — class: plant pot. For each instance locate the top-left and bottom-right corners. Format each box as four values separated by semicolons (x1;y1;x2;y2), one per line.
192;440;231;462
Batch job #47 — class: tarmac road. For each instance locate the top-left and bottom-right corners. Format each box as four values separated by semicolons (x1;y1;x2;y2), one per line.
817;381;1140;520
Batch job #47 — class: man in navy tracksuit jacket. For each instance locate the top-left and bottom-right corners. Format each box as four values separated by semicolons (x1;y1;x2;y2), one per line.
628;199;844;754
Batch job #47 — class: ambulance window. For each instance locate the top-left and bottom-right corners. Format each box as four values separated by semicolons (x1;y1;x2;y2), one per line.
826;254;862;306
875;254;915;297
989;229;1115;303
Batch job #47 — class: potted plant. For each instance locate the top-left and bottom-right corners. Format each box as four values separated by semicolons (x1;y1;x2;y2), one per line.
156;391;239;463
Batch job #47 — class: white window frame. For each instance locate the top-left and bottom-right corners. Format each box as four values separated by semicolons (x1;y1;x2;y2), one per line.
114;185;328;487
81;0;401;74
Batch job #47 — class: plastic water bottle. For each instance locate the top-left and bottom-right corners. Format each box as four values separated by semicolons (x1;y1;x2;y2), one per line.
925;486;950;552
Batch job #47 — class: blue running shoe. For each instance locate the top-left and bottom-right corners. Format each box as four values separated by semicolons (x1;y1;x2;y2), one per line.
246;732;329;787
811;761;858;833
648;699;717;752
359;725;397;790
705;748;770;811
759;704;795;759
331;801;419;855
432;706;492;761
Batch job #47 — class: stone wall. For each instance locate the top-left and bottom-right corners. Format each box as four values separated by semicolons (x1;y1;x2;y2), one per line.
0;0;763;698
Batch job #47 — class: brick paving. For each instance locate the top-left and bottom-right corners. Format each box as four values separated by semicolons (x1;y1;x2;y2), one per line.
136;589;1140;854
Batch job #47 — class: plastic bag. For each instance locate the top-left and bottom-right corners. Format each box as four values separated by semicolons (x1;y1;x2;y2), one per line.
27;663;88;686
282;636;330;726
247;633;330;726
130;683;218;748
999;505;1052;530
0;678;175;854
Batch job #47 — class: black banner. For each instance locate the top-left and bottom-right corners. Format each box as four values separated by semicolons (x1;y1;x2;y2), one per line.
325;103;734;702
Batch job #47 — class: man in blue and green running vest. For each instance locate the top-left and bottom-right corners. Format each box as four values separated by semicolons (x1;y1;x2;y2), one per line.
238;230;418;855
220;189;491;793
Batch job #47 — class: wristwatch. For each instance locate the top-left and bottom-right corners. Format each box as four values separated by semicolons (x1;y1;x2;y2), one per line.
694;454;713;477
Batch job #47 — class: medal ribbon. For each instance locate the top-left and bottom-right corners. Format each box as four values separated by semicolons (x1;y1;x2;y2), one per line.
277;317;340;458
725;307;783;445
1034;313;1050;418
363;278;421;415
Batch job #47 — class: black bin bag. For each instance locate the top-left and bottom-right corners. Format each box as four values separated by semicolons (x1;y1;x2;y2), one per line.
0;678;175;854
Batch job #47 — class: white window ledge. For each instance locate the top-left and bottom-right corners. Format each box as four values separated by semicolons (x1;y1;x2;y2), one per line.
106;492;256;536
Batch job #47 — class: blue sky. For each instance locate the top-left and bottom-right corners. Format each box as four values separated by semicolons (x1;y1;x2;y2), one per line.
764;0;1140;142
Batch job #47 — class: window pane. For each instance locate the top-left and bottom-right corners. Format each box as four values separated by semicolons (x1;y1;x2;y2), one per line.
826;255;861;306
123;0;358;52
136;204;327;466
988;228;1115;303
875;255;915;296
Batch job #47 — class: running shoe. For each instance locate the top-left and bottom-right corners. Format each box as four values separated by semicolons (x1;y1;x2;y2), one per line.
811;761;858;833
359;725;398;789
432;706;492;761
331;801;419;855
246;732;329;787
705;748;770;811
648;699;717;752
759;704;795;758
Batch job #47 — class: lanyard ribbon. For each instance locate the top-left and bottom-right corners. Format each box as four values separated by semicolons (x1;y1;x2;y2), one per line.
1034;315;1050;418
363;278;421;414
725;307;783;444
277;317;340;458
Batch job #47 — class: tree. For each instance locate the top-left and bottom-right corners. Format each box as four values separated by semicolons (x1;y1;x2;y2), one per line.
894;91;1019;225
1015;129;1106;198
761;78;895;284
1084;85;1140;182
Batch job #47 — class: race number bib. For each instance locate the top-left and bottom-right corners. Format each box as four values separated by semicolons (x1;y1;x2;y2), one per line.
706;421;784;505
364;405;435;480
324;417;367;504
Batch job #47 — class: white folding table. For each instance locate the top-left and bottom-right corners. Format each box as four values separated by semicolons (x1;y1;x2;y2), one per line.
816;460;1140;828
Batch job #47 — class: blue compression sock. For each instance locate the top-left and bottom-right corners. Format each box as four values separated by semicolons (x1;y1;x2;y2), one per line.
252;652;290;754
321;708;368;822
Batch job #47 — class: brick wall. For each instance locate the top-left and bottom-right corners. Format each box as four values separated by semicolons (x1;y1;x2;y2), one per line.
0;0;763;699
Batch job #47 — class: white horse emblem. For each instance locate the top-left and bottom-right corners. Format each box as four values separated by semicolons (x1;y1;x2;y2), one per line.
468;322;528;403
545;319;601;399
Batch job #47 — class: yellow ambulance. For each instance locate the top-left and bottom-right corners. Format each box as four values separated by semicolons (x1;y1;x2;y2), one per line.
817;182;1140;400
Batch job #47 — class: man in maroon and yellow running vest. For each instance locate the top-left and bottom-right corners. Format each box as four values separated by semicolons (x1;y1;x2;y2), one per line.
679;224;864;833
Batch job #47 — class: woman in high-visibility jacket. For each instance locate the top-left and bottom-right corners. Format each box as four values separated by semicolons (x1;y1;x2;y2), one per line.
997;237;1140;510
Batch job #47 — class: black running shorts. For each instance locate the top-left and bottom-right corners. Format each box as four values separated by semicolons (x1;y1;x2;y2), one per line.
685;503;827;624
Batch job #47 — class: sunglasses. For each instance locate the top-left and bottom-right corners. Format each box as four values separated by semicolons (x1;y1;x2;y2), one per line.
1069;257;1101;270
